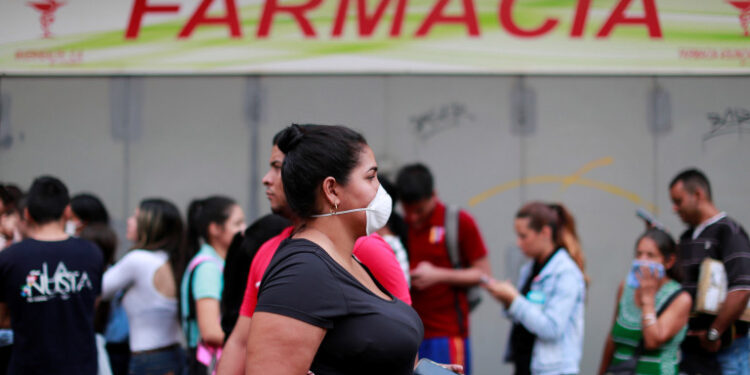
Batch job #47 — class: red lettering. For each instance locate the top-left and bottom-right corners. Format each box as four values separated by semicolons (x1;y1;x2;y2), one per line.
332;0;407;37
415;0;480;37
178;0;242;38
596;0;661;38
257;0;323;38
498;0;558;38
570;0;591;37
126;0;180;39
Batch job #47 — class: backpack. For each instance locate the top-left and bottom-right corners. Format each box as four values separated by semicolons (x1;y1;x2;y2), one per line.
444;204;482;312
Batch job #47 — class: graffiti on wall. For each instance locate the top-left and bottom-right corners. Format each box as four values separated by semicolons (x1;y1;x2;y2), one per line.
704;107;750;141
411;102;475;141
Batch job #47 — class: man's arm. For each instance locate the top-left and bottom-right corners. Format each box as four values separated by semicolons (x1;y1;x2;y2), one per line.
410;257;490;290
701;289;750;351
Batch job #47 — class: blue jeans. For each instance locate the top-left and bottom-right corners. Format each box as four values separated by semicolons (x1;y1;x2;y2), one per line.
129;345;186;375
418;337;471;375
717;335;750;375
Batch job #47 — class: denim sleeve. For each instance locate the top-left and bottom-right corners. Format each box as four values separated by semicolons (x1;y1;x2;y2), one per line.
507;270;583;341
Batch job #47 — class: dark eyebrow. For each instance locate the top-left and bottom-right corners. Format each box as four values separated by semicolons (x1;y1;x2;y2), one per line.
368;166;378;173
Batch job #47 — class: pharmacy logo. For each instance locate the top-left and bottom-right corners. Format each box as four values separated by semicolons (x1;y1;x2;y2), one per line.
27;0;66;39
20;261;93;303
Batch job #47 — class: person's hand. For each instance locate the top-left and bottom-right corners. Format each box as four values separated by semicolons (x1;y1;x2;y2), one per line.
482;278;519;307
636;264;660;303
410;261;442;290
687;330;721;352
441;363;464;374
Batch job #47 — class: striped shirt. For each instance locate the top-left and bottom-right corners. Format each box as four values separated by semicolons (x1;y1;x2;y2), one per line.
678;214;750;335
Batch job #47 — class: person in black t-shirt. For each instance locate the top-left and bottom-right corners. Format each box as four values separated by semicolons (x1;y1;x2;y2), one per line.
669;168;750;375
245;124;433;375
0;176;104;375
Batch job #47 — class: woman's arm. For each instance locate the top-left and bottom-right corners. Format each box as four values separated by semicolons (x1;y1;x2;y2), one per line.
641;291;691;350
101;252;136;300
598;281;624;375
504;270;584;341
636;267;693;350
196;298;225;347
216;315;251;375
246;312;325;375
190;261;225;347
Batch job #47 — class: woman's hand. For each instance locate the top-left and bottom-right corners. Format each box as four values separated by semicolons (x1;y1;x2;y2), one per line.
636;265;660;304
482;278;519;308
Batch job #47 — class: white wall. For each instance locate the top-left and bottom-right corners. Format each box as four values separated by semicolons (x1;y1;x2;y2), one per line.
1;75;749;374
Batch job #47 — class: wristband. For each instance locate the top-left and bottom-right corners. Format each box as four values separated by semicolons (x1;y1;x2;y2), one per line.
642;313;656;321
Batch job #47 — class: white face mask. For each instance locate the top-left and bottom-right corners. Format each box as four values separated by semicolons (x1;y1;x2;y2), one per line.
64;220;78;236
312;184;392;236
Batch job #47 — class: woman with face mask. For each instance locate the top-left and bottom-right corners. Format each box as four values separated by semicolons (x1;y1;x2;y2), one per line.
244;124;425;375
598;228;691;375
483;202;587;375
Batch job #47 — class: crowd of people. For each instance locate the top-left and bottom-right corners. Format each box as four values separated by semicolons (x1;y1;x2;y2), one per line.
0;124;748;375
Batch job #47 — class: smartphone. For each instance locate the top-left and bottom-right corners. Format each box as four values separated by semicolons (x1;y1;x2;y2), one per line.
636;208;665;230
414;359;459;375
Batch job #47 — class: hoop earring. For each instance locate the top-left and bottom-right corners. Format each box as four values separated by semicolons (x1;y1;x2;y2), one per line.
330;202;338;214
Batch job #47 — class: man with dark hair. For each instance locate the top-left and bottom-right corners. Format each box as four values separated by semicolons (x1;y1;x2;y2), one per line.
396;163;491;375
669;168;750;375
0;176;104;375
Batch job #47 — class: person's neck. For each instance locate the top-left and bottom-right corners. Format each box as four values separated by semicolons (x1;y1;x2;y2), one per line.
210;242;228;259
300;218;358;265
28;220;68;242
696;204;721;226
535;244;556;264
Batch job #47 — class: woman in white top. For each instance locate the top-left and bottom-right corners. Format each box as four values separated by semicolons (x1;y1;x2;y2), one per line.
102;198;187;375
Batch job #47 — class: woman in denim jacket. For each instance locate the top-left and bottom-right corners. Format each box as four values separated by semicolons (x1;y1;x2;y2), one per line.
484;202;587;375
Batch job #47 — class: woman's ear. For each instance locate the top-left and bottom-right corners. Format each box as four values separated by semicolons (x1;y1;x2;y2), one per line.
541;225;553;241
321;177;340;211
664;254;676;270
207;221;222;241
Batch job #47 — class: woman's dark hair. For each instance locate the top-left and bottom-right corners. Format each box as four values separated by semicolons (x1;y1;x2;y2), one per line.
133;198;186;296
276;124;368;218
516;201;588;283
378;174;409;252
82;223;118;334
71;193;110;225
221;214;291;336
637;228;681;282
80;223;118;266
186;196;236;258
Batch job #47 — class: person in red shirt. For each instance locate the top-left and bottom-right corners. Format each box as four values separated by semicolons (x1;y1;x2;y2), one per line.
217;128;410;375
396;163;491;375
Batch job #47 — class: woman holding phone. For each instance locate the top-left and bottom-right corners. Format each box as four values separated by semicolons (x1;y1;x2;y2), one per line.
483;202;586;375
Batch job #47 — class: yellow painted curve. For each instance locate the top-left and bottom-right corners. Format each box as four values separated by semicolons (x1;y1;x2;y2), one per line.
468;157;658;214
